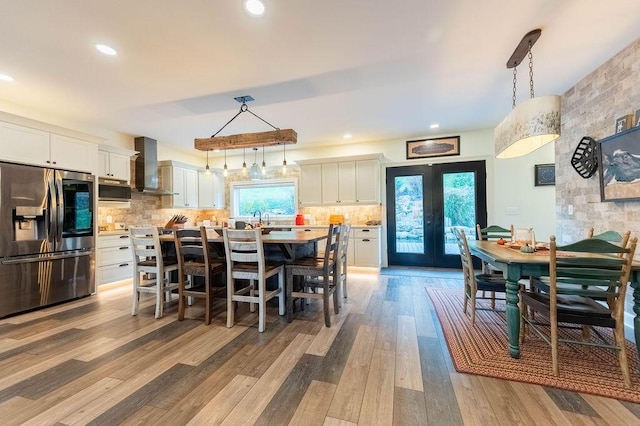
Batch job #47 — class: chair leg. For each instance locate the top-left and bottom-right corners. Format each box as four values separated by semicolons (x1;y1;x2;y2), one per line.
286;269;294;323
257;278;267;333
278;269;285;316
204;276;212;326
178;275;186;321
551;308;559;377
490;290;496;310
343;266;348;299
470;291;477;325
614;324;632;387
226;275;235;328
249;279;256;313
323;272;332;327
332;269;339;315
155;275;163;319
132;271;140;316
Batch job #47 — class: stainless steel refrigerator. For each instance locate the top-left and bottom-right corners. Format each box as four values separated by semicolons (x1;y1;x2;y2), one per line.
0;161;95;318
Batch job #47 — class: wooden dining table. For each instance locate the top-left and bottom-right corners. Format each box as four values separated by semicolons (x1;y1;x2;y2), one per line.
467;239;640;360
159;229;329;262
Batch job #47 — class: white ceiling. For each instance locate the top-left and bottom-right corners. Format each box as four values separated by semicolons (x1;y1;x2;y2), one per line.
1;1;639;158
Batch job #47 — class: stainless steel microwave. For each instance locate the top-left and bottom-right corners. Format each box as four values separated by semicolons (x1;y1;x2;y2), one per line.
98;178;132;201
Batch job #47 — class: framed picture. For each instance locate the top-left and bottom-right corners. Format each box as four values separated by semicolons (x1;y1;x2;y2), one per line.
599;125;640;202
534;164;555;186
406;136;460;160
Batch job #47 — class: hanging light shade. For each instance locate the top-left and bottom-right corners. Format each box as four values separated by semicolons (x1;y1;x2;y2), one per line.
249;148;261;180
494;29;561;159
495;95;560;158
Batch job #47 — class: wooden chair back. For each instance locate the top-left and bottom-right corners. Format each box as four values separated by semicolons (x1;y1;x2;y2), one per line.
587;228;631;257
174;226;212;274
476;224;514;241
222;228;265;279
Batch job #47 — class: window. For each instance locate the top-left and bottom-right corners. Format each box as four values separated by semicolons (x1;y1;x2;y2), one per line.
230;179;297;220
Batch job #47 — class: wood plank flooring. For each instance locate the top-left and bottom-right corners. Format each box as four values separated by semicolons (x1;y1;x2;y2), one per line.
1;268;639;425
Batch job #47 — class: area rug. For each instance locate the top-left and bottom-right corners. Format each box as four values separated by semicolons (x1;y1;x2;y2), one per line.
427;287;640;403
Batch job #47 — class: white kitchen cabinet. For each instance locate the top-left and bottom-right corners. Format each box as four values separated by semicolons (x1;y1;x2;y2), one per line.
0;121;96;173
321;162;356;204
354;227;381;268
160;161;199;208
98;150;131;181
97;232;133;285
198;170;225;209
298;154;382;206
355;159;381;204
299;163;323;206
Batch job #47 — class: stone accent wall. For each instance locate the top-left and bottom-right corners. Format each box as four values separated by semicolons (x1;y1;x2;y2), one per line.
557;37;640;324
557;37;640;244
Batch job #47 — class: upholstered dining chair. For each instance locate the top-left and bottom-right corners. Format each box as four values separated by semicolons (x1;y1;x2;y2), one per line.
129;225;179;318
519;235;637;387
286;224;341;327
174;226;226;325
222;227;285;333
453;227;507;324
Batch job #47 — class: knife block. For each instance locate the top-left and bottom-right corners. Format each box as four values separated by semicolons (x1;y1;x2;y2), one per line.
164;219;185;229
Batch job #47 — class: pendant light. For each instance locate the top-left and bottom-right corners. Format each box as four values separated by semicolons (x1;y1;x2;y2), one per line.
223;149;229;177
282;142;287;174
249;147;261;180
205;150;211;175
242;148;247;175
494;29;560;158
261;144;267;176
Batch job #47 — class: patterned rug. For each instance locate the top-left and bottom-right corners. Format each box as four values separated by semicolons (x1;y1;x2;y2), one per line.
427;287;640;403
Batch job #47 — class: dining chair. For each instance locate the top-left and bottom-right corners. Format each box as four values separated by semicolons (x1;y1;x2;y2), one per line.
222;227;285;333
174;226;226;325
286;224;341;327
476;224;514;274
519;235;637;387
129;225;180;318
338;224;351;299
453;227;507;324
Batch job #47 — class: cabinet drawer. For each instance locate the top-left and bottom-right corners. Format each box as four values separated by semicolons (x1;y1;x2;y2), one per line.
354;228;379;238
98;262;133;285
97;245;132;266
98;233;131;248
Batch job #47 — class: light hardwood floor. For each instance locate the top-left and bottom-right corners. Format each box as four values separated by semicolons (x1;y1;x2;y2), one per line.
0;268;639;425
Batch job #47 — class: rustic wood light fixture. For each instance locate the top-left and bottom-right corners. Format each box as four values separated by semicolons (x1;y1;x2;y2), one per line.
194;96;297;152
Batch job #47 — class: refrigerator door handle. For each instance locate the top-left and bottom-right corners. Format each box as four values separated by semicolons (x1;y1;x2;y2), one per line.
46;168;57;246
54;170;64;249
1;249;93;265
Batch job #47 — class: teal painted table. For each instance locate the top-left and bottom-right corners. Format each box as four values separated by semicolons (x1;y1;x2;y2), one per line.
467;240;640;359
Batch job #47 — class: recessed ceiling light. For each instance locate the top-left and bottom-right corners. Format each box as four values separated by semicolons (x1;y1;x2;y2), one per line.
430;123;440;129
343;133;352;139
244;0;265;16
0;73;14;82
95;44;117;56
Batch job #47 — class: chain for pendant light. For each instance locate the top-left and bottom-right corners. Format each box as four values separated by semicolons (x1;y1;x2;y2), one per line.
528;42;535;99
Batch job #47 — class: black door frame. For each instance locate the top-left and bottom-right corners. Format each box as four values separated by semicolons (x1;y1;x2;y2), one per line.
386;160;487;268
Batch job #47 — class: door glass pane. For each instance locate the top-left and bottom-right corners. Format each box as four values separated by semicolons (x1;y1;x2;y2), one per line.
443;172;476;254
394;175;424;254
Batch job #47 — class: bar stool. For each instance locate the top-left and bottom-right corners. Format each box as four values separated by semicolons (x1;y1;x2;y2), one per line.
129;225;179;318
223;227;285;333
174;226;226;325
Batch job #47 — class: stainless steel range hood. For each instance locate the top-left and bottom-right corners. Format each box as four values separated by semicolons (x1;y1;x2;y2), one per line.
134;136;171;194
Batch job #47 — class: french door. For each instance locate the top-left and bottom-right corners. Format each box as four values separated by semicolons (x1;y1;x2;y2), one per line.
386;160;487;268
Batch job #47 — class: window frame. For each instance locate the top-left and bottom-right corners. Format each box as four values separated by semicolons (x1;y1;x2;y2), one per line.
229;178;298;221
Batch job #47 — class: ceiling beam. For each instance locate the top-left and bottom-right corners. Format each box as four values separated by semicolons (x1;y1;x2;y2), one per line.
194;129;297;151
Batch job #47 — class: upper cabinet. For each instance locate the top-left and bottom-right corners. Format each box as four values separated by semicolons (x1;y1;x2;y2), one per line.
0;121;97;173
298;154;383;206
98;145;137;182
159;161;199;208
299;163;322;206
198;170;225;209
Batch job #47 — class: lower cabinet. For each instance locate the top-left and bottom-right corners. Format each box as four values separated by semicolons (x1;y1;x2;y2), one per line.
301;226;381;269
97;232;133;285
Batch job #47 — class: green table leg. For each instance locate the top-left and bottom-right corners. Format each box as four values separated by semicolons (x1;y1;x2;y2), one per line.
505;265;521;359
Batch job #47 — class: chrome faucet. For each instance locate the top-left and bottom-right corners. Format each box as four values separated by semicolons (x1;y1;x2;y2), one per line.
264;213;270;226
253;210;262;225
